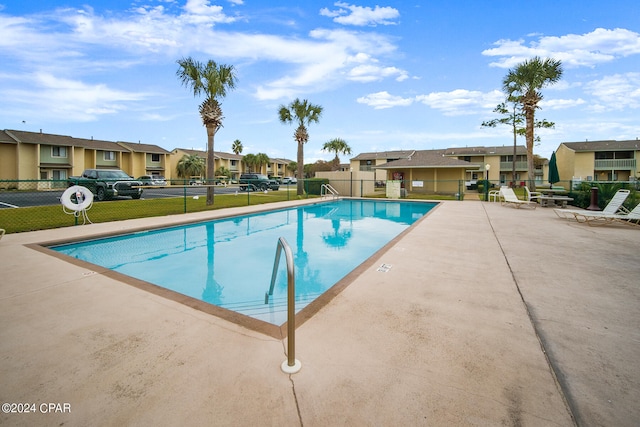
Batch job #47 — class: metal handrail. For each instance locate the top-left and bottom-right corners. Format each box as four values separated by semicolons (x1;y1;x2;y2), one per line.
266;237;301;373
321;183;339;198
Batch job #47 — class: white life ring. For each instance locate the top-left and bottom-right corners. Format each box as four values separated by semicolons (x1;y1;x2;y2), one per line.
61;185;94;212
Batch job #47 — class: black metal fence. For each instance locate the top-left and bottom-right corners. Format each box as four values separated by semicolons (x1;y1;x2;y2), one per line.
1;178;637;234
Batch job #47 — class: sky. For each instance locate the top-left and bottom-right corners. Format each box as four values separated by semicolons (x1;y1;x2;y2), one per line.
1;1;639;164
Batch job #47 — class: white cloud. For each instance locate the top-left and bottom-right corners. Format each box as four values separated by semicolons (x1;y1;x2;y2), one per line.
585;72;640;110
0;4;410;108
356;91;413;109
347;64;408;82
483;28;640;68
1;72;149;122
182;0;237;24
540;98;587;110
320;2;400;26
415;89;504;116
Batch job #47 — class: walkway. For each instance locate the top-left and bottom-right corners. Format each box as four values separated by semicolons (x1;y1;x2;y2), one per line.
0;200;638;426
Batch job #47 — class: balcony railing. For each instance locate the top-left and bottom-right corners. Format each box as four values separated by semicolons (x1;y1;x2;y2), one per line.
594;159;636;170
499;161;528;171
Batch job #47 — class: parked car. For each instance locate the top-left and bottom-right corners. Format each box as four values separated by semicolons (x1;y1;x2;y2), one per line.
281;177;297;184
189;176;204;185
68;169;142;201
239;173;280;191
137;175;166;188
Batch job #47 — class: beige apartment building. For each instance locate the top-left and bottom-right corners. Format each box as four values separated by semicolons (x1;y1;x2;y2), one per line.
0;129;170;189
555;140;640;183
0;129;292;187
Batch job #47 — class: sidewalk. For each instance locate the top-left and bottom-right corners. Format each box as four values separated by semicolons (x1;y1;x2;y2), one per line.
0;200;638;426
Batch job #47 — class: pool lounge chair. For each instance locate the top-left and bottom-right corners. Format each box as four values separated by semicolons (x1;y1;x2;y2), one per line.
572;202;640;227
500;187;537;209
525;187;542;202
489;186;508;202
554;189;630;219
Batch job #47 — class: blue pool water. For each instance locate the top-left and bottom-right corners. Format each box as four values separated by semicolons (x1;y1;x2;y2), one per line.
51;199;435;325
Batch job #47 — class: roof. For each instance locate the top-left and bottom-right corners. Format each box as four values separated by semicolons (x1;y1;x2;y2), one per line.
4;129;77;147
172;148;290;163
351;150;416;161
444;145;527;156
117;141;171;154
2;129;168;153
560;140;640;152
173;148;243;160
374;149;479;169
0;130;18;144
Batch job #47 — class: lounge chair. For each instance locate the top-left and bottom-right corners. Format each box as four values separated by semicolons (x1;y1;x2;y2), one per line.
500;187;537;209
0;228;4;240
554;189;630;219
489;186;508;202
524;187;542;202
572;202;640;227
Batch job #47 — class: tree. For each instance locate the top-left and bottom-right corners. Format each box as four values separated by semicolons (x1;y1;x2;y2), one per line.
307;160;332;176
176;57;237;205
232;139;243;155
286;161;297;176
278;98;323;195
502;56;563;191
254;153;270;175
482;97;555;187
176;154;205;179
322;138;352;170
243;153;257;172
215;166;230;180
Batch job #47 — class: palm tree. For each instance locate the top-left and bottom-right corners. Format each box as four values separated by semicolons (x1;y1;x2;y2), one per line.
322;138;352;170
502;56;562;192
232;139;243;155
482;97;554;187
243;153;257;172
176;56;237;205
278;98;323;195
215;166;231;181
286;161;297;177
176;154;205;180
254;153;270;175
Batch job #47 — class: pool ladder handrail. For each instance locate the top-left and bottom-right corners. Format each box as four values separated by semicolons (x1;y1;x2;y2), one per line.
321;183;339;199
266;237;301;373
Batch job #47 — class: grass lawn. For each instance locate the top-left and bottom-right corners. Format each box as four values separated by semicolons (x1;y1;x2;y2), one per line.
0;189;305;234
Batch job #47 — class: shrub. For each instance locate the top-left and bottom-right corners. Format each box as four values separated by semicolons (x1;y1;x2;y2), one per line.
305;178;329;195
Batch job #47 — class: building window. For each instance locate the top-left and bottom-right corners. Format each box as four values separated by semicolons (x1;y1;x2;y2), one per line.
51;146;67;158
151;153;160;162
52;170;67;180
104;151;115;161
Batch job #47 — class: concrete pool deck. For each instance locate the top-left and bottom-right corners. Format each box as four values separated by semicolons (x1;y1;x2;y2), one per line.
1;199;638;426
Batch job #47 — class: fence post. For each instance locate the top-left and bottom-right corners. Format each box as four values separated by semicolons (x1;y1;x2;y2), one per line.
183;181;187;213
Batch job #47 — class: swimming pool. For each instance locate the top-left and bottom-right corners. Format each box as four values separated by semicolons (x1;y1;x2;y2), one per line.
50;199;436;327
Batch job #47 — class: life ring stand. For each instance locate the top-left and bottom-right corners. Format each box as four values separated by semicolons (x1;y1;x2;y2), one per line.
61;185;94;224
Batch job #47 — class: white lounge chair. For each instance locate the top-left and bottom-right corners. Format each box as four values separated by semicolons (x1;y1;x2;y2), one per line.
524;187;542;202
554;189;630;219
500;187;537;209
572;202;640;227
489;186;508;202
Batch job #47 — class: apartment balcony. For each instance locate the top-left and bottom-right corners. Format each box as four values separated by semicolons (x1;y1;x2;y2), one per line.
499;161;528;171
594;159;636;170
359;166;374;172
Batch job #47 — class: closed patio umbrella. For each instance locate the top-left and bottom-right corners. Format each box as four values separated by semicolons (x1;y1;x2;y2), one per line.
548;151;560;187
